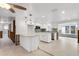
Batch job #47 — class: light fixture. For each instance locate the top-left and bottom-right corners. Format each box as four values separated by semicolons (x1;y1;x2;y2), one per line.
62;11;65;14
42;16;45;18
0;3;11;9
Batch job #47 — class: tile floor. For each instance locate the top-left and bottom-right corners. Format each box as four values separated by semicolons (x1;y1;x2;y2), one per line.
39;37;79;56
0;38;50;56
0;37;79;56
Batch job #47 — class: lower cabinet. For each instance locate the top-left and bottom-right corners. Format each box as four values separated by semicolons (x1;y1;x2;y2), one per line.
20;35;40;52
39;32;51;43
15;34;20;45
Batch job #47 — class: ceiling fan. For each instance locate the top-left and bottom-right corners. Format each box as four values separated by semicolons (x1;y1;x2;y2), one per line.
0;3;27;13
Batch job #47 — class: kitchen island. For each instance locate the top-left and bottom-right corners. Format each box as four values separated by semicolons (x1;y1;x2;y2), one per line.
36;32;52;43
20;35;40;52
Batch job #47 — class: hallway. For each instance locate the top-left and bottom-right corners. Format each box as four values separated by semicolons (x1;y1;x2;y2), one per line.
0;38;15;48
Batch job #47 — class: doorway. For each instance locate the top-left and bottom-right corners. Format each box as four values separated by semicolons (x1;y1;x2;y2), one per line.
3;24;9;39
0;17;16;48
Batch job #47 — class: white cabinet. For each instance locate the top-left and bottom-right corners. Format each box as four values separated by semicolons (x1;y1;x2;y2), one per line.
37;32;51;43
20;35;40;52
20;24;40;52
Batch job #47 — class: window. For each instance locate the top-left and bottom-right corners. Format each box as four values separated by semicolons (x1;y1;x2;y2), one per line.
71;26;75;34
65;26;69;33
65;26;76;34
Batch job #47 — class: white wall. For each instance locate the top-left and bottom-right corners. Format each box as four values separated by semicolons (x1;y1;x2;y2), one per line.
16;15;27;35
15;4;33;35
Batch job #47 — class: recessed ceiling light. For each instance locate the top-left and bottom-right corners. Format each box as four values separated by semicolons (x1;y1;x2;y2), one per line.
42;16;45;18
62;11;65;14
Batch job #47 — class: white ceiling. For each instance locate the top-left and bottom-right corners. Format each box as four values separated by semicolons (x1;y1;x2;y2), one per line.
0;8;14;17
0;3;79;24
31;3;79;24
0;3;29;17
